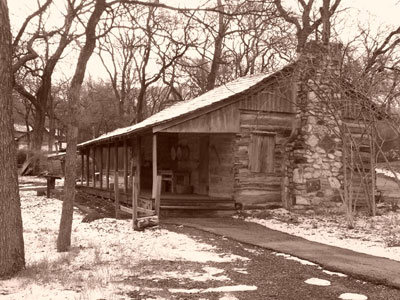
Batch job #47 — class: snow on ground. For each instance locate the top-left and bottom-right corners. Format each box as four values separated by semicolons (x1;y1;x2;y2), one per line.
274;252;318;266
339;293;368;300
304;278;331;286
168;285;258;294
243;207;400;261
3;177;398;299
376;168;400;180
1;183;250;300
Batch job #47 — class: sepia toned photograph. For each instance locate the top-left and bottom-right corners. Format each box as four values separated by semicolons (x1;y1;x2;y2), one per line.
0;0;399;299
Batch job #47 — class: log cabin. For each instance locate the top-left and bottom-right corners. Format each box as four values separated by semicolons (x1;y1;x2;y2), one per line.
77;42;376;217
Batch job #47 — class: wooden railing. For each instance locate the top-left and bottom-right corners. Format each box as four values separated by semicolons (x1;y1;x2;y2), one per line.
115;172;161;230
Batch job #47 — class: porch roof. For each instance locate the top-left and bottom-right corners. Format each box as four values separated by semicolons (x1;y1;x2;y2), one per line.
78;69;286;148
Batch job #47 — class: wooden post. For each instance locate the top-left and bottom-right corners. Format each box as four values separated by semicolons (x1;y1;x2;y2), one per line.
92;147;96;188
80;151;84;186
133;136;141;230
155;175;162;217
99;146;103;189
132;175;137;229
114;171;120;219
123;139;128;193
86;149;90;187
114;142;119;191
370;128;376;216
106;143;110;189
46;177;52;198
152;134;157;198
115;143;119;177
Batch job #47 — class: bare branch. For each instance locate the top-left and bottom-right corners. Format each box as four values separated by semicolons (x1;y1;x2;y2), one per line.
13;0;53;48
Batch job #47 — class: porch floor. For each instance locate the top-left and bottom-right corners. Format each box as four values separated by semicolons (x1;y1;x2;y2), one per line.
76;184;236;216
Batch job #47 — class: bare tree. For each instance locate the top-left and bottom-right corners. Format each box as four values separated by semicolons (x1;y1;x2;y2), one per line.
97;7;138;122
0;0;25;277
225;0;295;77
273;0;341;53
57;0;109;252
125;2;194;122
13;0;85;158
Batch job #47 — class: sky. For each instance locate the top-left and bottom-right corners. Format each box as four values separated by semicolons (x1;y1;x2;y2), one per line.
7;0;400;80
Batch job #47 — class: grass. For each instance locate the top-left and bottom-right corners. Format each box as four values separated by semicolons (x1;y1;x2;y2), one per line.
381;215;400;247
384;234;400;247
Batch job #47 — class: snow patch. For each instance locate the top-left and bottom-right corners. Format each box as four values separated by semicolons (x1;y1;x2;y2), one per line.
304;278;331;286
139;266;230;282
6;189;251;299
1;285;79;300
233;267;248;274
169;285;257;294
244;248;263;255
322;270;347;277
246;209;400;262
376;168;400;179
339;293;368;300
274;252;318;266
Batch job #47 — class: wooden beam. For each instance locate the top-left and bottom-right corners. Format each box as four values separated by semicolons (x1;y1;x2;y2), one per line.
114;170;120;219
152;134;158;198
80;152;84;185
136;216;159;229
106;143;110;189
99;146;103;189
138;207;156;215
123;139;128;193
370;129;376;216
92;147;96;188
133;136;141;230
155;175;162;217
115;142;118;179
120;205;132;215
132;176;137;230
86;149;89;187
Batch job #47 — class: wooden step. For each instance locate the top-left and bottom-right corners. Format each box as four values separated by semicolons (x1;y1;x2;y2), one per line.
160;205;235;210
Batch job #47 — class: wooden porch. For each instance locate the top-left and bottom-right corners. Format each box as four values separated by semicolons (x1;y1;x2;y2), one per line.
76;184;236;217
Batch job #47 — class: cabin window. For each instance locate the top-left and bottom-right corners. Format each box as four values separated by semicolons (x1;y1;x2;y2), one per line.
249;133;275;173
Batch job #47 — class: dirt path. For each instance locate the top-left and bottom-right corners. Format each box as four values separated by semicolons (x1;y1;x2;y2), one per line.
154;224;400;300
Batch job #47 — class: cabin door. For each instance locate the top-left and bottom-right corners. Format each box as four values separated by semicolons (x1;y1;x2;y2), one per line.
198;135;209;195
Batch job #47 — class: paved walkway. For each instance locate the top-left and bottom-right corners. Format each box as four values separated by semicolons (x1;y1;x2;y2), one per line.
163;217;400;289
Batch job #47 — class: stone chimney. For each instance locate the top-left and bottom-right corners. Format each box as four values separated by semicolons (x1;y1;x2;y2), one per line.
289;41;345;211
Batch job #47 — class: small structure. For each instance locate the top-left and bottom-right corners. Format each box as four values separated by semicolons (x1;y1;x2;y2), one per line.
77;42;376;216
14;124;65;152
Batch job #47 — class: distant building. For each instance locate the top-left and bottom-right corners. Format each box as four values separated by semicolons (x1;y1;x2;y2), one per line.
14;123;66;152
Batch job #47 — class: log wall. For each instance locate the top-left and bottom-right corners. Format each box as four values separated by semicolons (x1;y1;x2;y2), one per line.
234;110;295;208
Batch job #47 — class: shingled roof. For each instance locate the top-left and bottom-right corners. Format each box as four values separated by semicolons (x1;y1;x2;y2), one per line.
78;70;282;148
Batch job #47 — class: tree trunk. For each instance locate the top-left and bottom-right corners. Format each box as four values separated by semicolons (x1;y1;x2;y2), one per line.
205;0;225;91
31;106;46;174
56;117;77;251
136;88;146;123
321;0;331;45
31;106;46;152
48;95;55;152
57;0;107;252
0;0;25;277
